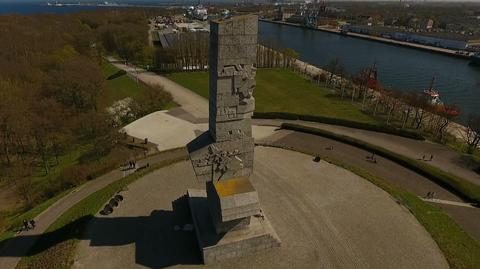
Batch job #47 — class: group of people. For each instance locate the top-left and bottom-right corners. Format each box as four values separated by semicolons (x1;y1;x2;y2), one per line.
367;152;377;163
422;154;434;161
127;160;137;169
425;191;436;199
22;219;36;231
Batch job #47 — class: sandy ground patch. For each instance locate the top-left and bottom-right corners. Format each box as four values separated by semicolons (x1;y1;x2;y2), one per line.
73;147;448;269
123;111;279;151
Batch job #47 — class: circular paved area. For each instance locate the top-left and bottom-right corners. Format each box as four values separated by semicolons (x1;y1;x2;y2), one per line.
73;147;448;269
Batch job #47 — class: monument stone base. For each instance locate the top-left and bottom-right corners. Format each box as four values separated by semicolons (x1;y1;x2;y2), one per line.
187;189;281;264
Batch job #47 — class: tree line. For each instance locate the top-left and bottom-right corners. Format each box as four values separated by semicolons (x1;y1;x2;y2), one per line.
152;33;299;72
0;9;172;224
294;58;478;148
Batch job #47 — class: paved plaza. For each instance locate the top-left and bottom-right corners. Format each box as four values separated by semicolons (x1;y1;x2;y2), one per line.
73;147;448;269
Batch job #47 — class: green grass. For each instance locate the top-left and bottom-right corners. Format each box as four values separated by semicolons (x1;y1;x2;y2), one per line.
0;146;90;245
166;71;209;98
0;190;69;243
32;145;92;186
16;153;188;269
282;123;480;204
99;63;148;108
166;69;377;124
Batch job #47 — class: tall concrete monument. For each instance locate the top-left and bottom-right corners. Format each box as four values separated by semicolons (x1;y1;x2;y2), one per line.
186;14;281;264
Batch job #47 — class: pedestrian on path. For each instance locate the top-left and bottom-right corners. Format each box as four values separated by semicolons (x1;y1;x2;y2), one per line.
430;154;434;161
29;219;36;230
422;155;425;161
23;219;29;231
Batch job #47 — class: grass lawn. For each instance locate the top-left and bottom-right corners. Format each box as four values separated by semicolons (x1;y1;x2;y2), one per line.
99;63;147;108
166;69;377;124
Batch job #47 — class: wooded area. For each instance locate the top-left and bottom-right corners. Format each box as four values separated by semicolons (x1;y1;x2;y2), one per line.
0;9;172;228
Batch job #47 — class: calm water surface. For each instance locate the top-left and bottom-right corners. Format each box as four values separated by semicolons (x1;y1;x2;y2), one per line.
259;21;480;118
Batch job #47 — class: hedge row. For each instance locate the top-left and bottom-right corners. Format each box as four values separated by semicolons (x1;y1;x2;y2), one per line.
253;112;425;140
282;123;480;205
107;69;127;80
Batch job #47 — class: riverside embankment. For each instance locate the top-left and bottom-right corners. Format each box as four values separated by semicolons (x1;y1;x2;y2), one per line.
259;19;470;59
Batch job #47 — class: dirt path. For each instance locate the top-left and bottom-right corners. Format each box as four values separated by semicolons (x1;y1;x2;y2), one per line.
0;149;187;269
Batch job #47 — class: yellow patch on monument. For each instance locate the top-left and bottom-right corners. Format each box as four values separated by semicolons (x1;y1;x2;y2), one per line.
214;177;255;197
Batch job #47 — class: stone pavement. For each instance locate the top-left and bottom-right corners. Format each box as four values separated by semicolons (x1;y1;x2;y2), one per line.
267;129;480;241
73;147;448;269
0;148;187;269
254;119;480;186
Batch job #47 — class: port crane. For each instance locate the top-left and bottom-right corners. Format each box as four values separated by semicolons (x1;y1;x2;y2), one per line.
303;0;327;28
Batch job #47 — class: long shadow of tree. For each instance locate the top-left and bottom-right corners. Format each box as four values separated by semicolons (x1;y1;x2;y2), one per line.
1;196;202;268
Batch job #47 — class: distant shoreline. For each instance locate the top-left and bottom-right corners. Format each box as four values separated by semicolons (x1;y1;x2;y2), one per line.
259;19;471;60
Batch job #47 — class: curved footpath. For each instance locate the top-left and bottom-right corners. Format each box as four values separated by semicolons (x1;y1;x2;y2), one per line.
0;149;187;269
73;147;449;269
109;59;480;240
254;119;480;186
2;59;478;268
257;128;480;241
109;57;480;188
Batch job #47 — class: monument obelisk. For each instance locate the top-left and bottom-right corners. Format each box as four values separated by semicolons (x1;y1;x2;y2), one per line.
186;14;280;264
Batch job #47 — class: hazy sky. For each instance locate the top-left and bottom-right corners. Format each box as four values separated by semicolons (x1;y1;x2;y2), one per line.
1;0;480;2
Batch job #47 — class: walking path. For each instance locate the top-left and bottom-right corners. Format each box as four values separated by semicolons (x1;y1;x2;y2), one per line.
261;130;480;241
110;58;480;187
254;119;480;186
2;58;477;268
108;59;480;240
0;149;187;269
420;198;476;208
107;57;208;120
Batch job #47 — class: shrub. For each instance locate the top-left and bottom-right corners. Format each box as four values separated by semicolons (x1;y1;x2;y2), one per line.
57;165;89;189
282;123;480;204
254;112;425;140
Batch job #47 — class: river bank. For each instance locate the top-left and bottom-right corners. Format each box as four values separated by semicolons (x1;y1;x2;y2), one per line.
259;19;471;60
287;56;468;142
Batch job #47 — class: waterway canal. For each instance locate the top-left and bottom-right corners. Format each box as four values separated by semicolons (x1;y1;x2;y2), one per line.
259;21;480;118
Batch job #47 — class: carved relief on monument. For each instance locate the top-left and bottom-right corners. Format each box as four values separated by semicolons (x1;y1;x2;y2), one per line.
191;144;244;181
216;64;256;119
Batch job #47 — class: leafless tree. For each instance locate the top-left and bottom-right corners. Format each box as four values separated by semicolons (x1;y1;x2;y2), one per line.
464;114;480;153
